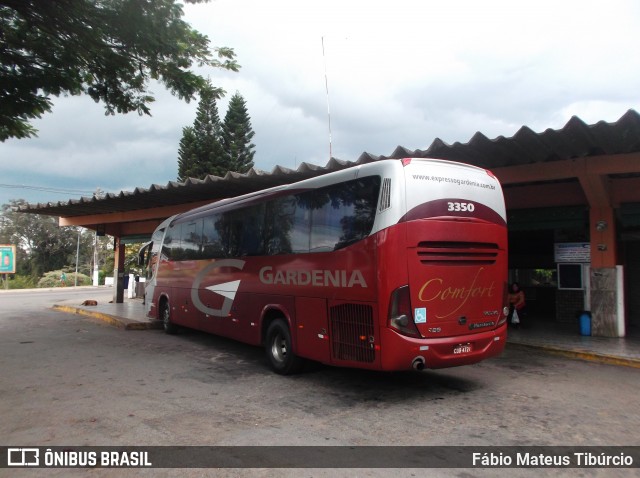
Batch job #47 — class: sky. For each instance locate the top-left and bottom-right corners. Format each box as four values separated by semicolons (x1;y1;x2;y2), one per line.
1;0;639;207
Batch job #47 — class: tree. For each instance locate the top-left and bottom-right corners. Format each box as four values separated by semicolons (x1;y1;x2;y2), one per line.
0;0;239;141
1;199;77;277
222;92;255;173
177;126;198;180
177;81;228;180
0;199;113;283
177;88;257;181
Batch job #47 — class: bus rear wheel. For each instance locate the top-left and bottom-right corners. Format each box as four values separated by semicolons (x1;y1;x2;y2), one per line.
160;299;178;335
265;319;303;375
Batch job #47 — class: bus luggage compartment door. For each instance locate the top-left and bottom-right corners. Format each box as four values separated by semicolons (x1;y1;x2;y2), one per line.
294;297;331;364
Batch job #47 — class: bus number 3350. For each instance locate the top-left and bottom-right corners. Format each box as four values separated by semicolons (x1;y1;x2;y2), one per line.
447;202;475;212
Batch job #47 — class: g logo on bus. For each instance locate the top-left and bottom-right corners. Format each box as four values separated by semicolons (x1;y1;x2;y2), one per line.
191;259;246;317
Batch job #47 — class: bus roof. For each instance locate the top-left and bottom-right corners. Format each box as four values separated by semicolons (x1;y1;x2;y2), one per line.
170;158;496;225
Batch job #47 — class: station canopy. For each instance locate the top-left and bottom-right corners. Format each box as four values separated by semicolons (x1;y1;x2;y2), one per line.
19;109;640;241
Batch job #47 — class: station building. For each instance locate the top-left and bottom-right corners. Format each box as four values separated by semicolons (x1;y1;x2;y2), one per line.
22;110;640;338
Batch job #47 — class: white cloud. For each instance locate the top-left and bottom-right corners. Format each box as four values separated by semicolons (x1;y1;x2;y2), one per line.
1;0;639;206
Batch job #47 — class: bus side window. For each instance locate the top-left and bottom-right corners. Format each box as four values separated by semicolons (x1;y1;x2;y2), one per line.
335;177;380;249
202;214;226;259
290;198;312;253
309;190;343;252
235;204;266;257
180;220;203;260
162;225;179;261
306;177;381;252
169;224;188;260
265;196;296;255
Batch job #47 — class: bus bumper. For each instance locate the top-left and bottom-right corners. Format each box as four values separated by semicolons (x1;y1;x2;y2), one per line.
379;323;508;371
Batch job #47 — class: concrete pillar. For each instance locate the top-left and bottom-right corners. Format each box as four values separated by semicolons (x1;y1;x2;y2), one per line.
588;206;625;337
590;266;625;337
578;158;626;337
113;237;125;304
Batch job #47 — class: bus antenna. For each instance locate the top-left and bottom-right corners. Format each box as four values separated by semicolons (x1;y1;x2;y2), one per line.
322;36;333;160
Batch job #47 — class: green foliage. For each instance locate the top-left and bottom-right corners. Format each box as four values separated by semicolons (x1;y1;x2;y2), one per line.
533;269;555;285
3;273;37;289
222;92;256;173
0;0;239;141
37;270;92;288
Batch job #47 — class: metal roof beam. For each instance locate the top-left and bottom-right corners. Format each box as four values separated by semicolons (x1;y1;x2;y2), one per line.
58;200;214;228
492;152;640;185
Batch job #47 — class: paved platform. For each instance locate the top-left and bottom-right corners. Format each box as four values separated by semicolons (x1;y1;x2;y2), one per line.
52;292;640;369
507;321;640;369
52;290;161;331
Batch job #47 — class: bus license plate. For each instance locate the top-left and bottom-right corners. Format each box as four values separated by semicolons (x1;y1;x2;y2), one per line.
453;343;472;354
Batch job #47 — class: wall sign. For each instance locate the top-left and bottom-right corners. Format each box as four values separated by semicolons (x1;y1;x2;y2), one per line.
554;242;591;263
0;244;16;274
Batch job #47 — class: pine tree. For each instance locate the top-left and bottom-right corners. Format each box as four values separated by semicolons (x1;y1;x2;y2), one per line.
177;126;197;180
222;92;256;173
177;81;228;180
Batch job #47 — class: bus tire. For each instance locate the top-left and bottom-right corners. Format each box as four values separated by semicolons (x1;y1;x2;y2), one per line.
160;299;178;335
265;319;303;375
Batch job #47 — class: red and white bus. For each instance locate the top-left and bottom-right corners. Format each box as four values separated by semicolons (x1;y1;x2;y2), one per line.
139;158;508;374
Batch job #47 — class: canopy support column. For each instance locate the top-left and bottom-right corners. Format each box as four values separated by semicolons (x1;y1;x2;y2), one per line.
113;237;125;304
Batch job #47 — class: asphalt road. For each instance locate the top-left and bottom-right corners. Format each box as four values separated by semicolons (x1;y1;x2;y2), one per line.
1;288;638;477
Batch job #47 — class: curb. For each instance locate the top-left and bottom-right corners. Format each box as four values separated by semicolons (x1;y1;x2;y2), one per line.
52;304;162;331
507;342;640;369
51;304;640;369
0;286;111;294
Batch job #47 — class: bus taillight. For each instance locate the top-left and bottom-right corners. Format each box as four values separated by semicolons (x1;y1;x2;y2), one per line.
388;285;421;338
485;169;499;180
497;281;509;326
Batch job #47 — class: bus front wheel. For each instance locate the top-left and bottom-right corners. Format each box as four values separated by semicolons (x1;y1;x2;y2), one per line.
160;299;178;335
265;319;303;375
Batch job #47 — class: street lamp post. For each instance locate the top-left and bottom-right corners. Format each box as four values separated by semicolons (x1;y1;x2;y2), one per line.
74;227;81;287
93;231;99;286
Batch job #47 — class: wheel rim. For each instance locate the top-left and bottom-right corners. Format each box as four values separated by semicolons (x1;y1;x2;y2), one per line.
270;331;287;363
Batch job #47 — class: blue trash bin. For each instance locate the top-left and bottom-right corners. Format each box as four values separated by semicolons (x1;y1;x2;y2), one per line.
579;312;591;336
